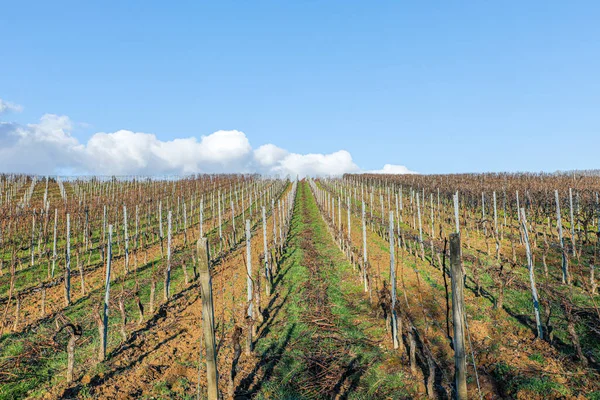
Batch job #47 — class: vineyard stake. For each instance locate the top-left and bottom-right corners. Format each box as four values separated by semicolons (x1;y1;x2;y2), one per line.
198;238;218;399
450;233;467;400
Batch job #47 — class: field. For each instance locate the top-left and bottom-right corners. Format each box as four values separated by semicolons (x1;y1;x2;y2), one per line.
1;173;599;399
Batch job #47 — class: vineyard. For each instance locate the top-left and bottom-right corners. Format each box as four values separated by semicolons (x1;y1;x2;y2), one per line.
1;172;599;399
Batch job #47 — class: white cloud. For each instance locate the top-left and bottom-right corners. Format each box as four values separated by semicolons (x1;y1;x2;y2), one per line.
272;150;360;178
254;144;288;167
81;129;255;175
199;130;252;165
0;98;24;114
368;164;417;174
0;114;82;174
0;99;415;177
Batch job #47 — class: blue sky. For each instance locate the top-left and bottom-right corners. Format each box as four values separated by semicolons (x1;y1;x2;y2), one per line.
1;1;600;175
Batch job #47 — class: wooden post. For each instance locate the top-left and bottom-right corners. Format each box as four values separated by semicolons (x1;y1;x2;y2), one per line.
135;204;139;252
389;212;400;349
102;225;113;361
453;192;460;234
502;190;507;230
569;188;576;256
411;189;416;230
218;191;222;241
416;192;424;259
493;191;498;233
52;208;57;277
198;238;219;399
31;213;35;266
450;233;467;400
555;190;569;284
183;202;188;243
362;201;368;293
370;190;374;221
272;199;277;247
338;196;342;238
118;295;127;342
380;194;384;224
481;192;486;236
65;213;71;306
597;192;600;236
278;199;283;244
200;197;204;239
103;205;107;261
430;193;434;239
399;186;403;223
516;191;521;222
246;219;254;354
262;206;271;296
347;196;352;244
123;205;129;274
241;187;246;224
231;200;236;244
165;211;172;300
519;208;544;339
159;201;164;256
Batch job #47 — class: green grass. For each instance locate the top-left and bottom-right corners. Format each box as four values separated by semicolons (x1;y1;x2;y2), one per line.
251;181;413;399
516;376;570;397
527;352;545;363
492;361;570;398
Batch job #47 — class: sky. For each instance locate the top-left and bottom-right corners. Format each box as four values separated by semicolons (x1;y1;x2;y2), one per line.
1;1;599;176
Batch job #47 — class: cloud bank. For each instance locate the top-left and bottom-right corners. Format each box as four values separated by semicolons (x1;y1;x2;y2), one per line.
0;98;415;177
